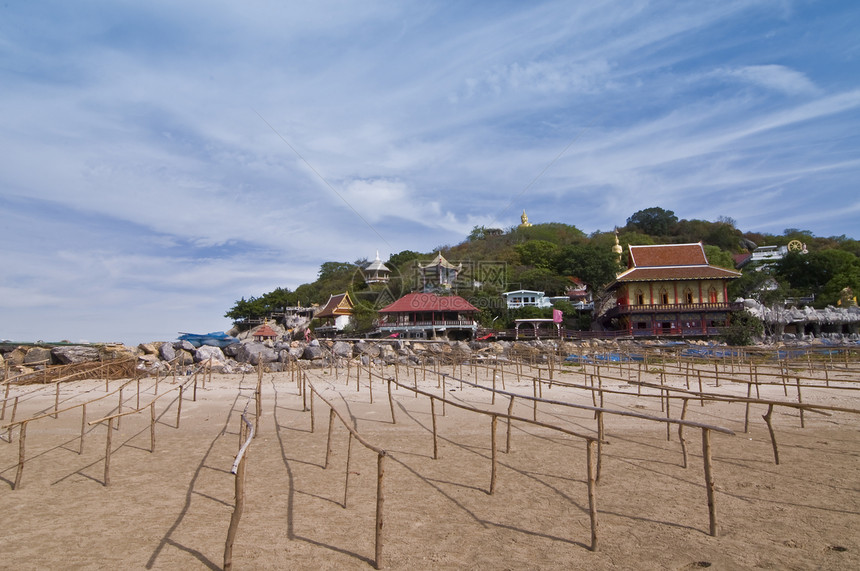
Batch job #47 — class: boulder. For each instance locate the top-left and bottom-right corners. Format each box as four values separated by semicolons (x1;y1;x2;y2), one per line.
303;346;324;360
52;345;100;365
288;347;305;361
24;347;53;365
194;345;226;364
332;341;353;358
237;342;277;365
176;340;196;352
5;348;26;366
137;342;160;355
223;343;242;358
177;350;195;366
159;343;177;362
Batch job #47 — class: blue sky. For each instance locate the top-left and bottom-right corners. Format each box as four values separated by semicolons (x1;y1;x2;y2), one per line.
1;1;858;344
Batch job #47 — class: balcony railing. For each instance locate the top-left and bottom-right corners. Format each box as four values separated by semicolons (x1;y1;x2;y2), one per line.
605;301;743;318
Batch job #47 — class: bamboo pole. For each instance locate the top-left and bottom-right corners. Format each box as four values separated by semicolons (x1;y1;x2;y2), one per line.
223;444;247;571
505;396;514;453
103;418;113;486
489;415;498;495
430;397;438;460
587;439;598;551
1;382;9;420
14;421;27;489
701;428;718;536
325;408;335;469
796;377;805;428
150;401;156;453
309;387;315;433
679;398;689;468
596;411;604;482
175;386;183;428
54;382;60;419
763;404;779;465
79;403;86;454
387;380;396;424
343;433;353;508
374;453;386;570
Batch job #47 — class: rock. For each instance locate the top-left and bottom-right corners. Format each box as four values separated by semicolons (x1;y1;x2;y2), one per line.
159;343;177;362
176;340;196;352
332;341;353;358
138;354;159;365
288;347;304;360
411;342;426;353
223;343;242;358
194;345;226;363
52;345;100;364
5;348;26;366
237;342;278;365
24;347;53;365
303;346;324;360
176;350;195;366
137;343;160;355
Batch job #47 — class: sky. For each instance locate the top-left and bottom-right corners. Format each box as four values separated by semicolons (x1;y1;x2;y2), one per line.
1;0;859;345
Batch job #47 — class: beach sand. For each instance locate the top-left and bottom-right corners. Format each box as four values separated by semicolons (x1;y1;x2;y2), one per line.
1;360;858;570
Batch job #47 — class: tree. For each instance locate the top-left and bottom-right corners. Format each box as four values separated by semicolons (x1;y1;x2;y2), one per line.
721;311;764;346
625;207;678;236
515;240;559;270
703;245;736;270
555;243;620;291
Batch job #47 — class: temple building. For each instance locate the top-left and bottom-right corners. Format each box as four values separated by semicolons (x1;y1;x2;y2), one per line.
601;242;743;337
363;251;391;284
418;252;462;291
313;292;355;337
377;292;479;340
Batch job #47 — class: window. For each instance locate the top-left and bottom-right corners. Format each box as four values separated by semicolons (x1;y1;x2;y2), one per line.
685;288;694;304
660;289;669;305
709;287;718;304
636;290;645;305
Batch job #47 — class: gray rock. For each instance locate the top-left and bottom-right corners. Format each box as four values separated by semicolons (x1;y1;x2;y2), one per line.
177;350;195;366
159;343;177;362
176;340;196;352
194;345;226;363
24;347;53;365
223;343;242;358
332;341;353;358
303;346;324;360
5;348;26;366
289;347;304;360
52;345;100;364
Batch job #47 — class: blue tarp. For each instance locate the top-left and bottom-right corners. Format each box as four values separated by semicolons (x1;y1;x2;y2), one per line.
178;331;240;348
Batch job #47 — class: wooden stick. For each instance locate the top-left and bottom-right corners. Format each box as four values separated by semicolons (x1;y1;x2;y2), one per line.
309;387;315;433
1;382;9;420
387;380;396;424
223;447;246;571
596;411;604;482
762;404;779;465
374;453;386;570
176;385;183;428
744;383;753;433
796;377;805;428
587;439;598;551
430;397;438;460
54;382;60;418
505;396;514;453
325;408;335;469
343;433;353;508
701;428;718;536
679;398;689;468
104;418;113;486
14;421;27;489
150;401;156;453
117;386;123;430
79;403;86;454
489;415;498;495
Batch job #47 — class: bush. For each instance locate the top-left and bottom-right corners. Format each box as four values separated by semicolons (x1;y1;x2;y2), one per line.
721;311;764;346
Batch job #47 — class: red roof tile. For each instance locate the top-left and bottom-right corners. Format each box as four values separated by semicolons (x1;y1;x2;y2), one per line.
379;293;479;313
629;243;707;267
253;324;278;338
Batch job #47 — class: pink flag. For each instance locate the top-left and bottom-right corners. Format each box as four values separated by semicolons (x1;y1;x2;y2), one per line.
553;309;563;323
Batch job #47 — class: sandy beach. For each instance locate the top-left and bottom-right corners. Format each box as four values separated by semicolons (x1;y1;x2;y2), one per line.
1;357;859;570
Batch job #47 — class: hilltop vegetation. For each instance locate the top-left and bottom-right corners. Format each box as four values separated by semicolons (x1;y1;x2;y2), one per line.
226;207;860;331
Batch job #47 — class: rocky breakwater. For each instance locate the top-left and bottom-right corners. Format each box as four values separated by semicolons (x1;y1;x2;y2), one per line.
1;338;632;379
